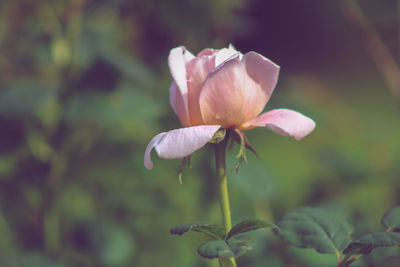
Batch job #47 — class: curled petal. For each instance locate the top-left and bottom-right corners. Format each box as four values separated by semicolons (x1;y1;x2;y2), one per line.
242;109;316;140
200;51;280;128
168;47;194;123
144;125;221;170
144;132;167;170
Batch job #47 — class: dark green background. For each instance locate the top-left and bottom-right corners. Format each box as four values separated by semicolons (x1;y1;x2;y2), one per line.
0;0;399;266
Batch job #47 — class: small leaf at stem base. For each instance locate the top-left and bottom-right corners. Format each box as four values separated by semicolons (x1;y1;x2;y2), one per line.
170;222;225;240
227;219;278;240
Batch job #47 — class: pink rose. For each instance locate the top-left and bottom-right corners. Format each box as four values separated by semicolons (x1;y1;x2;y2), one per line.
144;45;315;169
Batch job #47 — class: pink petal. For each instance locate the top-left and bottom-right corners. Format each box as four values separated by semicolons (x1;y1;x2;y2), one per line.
197;48;216;57
242;109;316;140
185;52;216;125
169;81;191;127
199;51;280;128
144;125;221;170
169;82;178;114
168;47;194;124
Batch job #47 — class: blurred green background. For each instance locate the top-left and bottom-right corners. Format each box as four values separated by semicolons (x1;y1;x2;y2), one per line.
0;0;400;266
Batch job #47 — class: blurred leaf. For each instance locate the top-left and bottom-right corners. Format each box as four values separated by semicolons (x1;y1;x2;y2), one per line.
27;132;53;162
198;235;251;259
0;208;15;253
64;87;160;141
60;186;95;220
381;207;400;231
275;207;353;254
101;49;154;87
98;224;136;266
226;219;277;240
170;222;225;239
343;232;400;255
51;38;70;67
0;155;15;177
0;82;55;115
227;152;276;201
35;96;61;129
318;149;367;183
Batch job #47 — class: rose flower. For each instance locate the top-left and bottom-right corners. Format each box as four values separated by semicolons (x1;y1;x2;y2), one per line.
145;45;315;169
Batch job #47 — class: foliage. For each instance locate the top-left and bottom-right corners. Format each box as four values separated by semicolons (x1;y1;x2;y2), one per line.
275;207;353;254
171;219;276;263
276;206;400;266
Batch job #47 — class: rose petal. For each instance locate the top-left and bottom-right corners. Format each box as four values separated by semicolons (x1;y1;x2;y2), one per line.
144;132;167;170
197;48;216;57
199;51;280;128
215;44;241;67
169;81;191;127
168;46;194;124
169;82;178;114
186;52;216;125
144;125;221;169
242;109;316;140
245;51;280;97
184;48;195;61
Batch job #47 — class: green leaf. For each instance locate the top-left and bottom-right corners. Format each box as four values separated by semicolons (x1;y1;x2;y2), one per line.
198;240;233;259
226;235;252;258
198;235;251;259
343;232;400;255
227;219;278;240
170;222;209;235
381;206;400;231
193;225;226;240
170;222;225;239
275;207;353;254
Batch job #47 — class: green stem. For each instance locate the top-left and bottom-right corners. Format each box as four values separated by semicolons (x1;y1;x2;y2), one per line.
213;137;237;267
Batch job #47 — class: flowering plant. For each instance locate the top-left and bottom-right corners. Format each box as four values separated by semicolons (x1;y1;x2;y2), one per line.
144;45;400;267
144;45;315;267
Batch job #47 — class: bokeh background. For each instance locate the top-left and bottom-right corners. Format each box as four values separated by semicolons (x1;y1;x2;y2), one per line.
1;0;400;266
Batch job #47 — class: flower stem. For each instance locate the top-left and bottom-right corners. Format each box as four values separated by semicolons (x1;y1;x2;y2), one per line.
213;136;237;267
